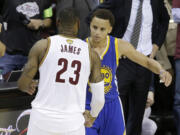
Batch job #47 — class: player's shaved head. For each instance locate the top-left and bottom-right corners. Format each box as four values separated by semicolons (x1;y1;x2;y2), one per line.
56;8;79;35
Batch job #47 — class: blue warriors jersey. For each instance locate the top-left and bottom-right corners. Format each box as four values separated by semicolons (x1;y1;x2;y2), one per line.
86;36;119;110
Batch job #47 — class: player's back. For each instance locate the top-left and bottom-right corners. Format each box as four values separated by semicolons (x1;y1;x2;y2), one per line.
31;35;90;132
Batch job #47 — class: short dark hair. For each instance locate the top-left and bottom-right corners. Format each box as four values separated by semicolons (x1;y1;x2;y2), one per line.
90;9;115;27
56;8;79;28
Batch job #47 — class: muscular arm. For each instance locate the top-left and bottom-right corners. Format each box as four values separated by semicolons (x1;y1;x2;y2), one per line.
17;39;48;94
84;47;104;127
89;48;103;83
118;39;172;86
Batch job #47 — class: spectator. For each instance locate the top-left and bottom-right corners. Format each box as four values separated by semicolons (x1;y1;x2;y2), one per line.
172;0;180;135
91;0;170;135
0;0;52;80
152;0;176;117
56;0;98;39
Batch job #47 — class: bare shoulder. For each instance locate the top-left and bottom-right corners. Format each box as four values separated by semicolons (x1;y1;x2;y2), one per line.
31;39;48;55
29;39;49;62
117;38;135;55
117;38;133;48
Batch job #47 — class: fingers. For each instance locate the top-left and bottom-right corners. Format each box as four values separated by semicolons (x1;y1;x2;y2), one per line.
84;112;92;127
160;71;172;87
26;80;38;95
83;110;95;127
84;120;93;127
164;72;172;87
149;53;154;59
146;99;154;108
26;89;35;95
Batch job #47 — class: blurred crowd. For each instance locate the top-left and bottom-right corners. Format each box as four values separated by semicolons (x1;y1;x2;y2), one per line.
0;0;180;135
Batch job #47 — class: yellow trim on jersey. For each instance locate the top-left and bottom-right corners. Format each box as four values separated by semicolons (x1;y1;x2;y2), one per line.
101;36;110;60
123;130;126;135
115;38;119;66
39;38;51;67
86;38;89;43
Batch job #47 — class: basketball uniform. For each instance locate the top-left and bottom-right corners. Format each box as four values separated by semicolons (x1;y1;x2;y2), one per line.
85;36;126;135
27;35;90;135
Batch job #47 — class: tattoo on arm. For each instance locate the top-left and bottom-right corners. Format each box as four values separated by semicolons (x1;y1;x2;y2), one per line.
89;50;103;83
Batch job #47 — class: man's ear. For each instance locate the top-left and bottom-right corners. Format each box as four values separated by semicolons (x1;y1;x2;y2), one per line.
108;26;112;34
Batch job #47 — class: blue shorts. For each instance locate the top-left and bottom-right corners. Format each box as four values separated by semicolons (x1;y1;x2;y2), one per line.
86;97;126;135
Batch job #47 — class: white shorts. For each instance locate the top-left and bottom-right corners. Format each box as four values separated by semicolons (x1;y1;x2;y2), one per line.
27;122;85;135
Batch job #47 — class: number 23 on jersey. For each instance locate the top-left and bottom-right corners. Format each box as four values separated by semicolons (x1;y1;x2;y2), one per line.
55;58;82;85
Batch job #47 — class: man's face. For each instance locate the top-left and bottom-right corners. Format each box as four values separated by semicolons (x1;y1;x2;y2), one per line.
90;17;112;43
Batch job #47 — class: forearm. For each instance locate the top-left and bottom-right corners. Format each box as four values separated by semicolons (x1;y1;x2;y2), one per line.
90;80;105;117
18;74;34;92
17;63;38;92
147;58;164;75
27;18;52;30
42;18;52;28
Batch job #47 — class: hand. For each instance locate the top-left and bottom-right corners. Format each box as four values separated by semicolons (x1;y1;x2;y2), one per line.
83;110;96;127
26;80;38;95
149;44;159;59
167;68;174;78
27;19;43;30
159;70;172;87
0;41;6;57
146;91;154;108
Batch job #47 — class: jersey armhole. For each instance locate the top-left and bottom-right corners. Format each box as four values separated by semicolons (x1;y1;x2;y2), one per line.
39;38;51;67
115;38;119;66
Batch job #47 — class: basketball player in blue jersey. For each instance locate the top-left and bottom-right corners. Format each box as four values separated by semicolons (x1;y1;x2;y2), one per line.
84;9;172;135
